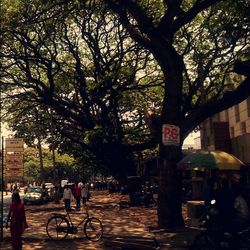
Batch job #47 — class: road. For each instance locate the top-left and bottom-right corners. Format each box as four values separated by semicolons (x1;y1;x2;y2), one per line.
0;191;199;249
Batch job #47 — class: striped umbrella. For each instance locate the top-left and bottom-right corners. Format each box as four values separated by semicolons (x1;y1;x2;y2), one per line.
177;150;245;171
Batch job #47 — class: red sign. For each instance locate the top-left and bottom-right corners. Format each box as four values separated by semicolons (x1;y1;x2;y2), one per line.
5;168;23;177
162;124;180;146
5;154;23;168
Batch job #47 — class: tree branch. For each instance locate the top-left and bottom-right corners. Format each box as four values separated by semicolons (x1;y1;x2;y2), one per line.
173;0;223;33
181;69;250;139
104;0;152;48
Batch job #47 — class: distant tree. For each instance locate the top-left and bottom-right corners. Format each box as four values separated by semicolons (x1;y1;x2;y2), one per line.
23;147;77;183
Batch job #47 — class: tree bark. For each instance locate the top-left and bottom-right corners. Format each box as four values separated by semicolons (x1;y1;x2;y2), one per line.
34;110;45;182
152;42;184;229
37;133;44;182
158;146;183;229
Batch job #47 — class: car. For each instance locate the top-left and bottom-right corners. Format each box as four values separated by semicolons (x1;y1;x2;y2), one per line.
0;214;7;223
23;186;48;205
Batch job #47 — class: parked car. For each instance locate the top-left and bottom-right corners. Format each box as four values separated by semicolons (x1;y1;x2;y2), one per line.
23;186;48;205
0;214;7;223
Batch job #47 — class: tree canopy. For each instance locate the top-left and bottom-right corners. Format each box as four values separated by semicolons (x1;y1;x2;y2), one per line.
1;0;249;228
1;1;163;178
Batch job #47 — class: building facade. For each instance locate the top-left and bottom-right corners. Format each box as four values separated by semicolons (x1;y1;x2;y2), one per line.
182;131;201;150
200;97;250;164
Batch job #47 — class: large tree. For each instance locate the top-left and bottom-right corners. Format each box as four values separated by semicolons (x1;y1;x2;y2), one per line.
1;1;162;178
1;0;249;229
102;0;250;228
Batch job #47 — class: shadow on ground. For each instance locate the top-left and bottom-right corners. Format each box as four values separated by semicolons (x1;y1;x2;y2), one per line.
2;191;200;249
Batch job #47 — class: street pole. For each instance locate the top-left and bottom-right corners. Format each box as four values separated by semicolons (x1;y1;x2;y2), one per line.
0;77;3;242
0;0;3;241
0;137;3;242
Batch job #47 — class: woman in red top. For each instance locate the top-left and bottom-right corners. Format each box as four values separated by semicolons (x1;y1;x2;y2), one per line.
6;192;28;250
74;182;82;211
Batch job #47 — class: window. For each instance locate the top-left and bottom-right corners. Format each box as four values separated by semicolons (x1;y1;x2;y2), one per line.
230;126;235;138
235;104;240;122
247;97;250;117
241;122;246;134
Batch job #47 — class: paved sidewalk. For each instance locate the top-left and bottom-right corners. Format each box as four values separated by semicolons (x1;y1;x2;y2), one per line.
1;191;200;249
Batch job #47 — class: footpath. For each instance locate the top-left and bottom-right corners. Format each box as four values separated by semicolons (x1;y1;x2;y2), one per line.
0;191;200;250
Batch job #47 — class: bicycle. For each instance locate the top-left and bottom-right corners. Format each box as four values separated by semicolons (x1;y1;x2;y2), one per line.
46;204;103;242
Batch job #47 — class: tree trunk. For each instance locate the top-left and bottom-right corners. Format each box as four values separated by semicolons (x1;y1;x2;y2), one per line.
34;110;45;182
50;112;56;181
152;44;184;229
157;145;183;229
37;134;44;182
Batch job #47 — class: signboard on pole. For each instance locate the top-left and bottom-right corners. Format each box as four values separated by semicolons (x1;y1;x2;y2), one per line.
5;154;23;169
162;124;180;146
5;168;23;178
5;138;24;152
5;138;24;178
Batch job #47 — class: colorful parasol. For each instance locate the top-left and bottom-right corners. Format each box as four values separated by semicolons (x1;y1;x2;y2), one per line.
177;150;245;171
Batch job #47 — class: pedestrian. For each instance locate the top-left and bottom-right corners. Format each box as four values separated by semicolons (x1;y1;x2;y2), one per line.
11;185;19;202
23;184;28;194
86;183;91;201
230;180;250;232
41;184;48;203
74;182;82;211
54;182;60;204
81;183;88;207
233;190;249;225
6;192;28;250
213;178;235;230
63;185;74;212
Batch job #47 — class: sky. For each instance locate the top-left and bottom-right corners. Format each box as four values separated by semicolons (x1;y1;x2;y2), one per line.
1;123;12;137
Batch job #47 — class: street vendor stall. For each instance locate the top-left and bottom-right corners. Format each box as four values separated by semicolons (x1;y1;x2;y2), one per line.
178;150;245;199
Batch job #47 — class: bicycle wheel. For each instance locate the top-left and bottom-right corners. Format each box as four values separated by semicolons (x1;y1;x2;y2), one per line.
84;217;103;242
46;215;70;240
239;230;250;248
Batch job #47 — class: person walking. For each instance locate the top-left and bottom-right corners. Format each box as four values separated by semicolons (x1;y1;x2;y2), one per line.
74;182;82;211
6;192;28;250
63;185;74;212
81;183;88;207
231;183;250;232
11;185;19;202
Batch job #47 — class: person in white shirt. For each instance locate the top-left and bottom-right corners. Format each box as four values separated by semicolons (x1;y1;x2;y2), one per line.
81;184;88;207
63;185;74;212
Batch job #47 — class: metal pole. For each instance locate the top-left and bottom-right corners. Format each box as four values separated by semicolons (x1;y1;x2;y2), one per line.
0;0;3;241
0;138;3;242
